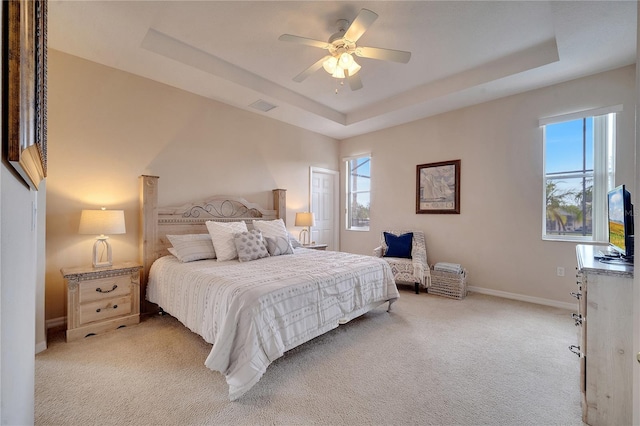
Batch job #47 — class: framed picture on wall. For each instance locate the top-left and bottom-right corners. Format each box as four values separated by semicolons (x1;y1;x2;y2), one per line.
4;0;47;190
416;159;461;214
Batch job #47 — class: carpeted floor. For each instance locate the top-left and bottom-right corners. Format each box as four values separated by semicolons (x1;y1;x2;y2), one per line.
35;291;585;425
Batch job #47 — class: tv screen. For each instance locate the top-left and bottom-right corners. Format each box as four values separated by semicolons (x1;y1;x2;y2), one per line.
607;184;634;260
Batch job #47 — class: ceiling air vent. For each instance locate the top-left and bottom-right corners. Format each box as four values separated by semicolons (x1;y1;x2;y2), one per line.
249;99;277;112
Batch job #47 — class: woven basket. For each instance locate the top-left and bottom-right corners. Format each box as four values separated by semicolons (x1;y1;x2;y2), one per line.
430;268;467;300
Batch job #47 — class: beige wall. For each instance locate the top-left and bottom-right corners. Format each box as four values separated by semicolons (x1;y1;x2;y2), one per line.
340;66;636;306
46;50;339;321
46;48;634;320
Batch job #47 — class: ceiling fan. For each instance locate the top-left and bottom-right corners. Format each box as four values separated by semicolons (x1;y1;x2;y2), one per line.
278;8;411;91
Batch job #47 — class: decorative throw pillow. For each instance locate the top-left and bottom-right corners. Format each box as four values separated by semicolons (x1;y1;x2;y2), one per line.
206;221;248;261
265;236;294;256
288;232;302;248
253;219;294;255
166;234;216;262
233;230;270;262
383;232;413;259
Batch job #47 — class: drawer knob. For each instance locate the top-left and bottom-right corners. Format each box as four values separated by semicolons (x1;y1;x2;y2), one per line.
96;305;118;313
571;313;583;326
569;345;582;357
96;285;118;294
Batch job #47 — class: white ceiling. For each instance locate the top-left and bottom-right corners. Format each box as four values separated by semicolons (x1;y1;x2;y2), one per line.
48;1;637;140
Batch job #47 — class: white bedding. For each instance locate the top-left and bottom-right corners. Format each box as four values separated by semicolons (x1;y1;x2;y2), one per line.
147;247;399;400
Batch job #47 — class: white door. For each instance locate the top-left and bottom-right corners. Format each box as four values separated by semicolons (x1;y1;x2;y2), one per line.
310;168;339;251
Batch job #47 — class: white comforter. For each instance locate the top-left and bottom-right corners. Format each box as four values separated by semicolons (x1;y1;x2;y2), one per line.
147;248;399;400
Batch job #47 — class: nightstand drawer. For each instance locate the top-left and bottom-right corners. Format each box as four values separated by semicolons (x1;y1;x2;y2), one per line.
79;275;131;303
80;295;132;325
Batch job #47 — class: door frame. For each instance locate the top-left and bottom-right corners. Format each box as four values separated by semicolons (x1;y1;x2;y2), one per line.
310;167;339;251
633;9;640;423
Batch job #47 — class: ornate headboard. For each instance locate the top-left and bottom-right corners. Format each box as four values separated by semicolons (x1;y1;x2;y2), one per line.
138;175;286;313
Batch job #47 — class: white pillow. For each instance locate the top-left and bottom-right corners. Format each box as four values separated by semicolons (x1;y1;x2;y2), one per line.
206;221;248;261
233;230;270;262
166;234;216;262
252;219;293;255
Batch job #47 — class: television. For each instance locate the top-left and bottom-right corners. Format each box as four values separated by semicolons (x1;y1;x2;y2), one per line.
607;184;634;262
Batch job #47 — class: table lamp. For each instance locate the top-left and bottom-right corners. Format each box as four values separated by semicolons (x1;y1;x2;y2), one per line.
295;212;315;245
79;208;126;268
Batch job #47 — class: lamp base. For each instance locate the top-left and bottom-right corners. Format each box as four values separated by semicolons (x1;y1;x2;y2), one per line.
298;228;310;246
92;238;113;268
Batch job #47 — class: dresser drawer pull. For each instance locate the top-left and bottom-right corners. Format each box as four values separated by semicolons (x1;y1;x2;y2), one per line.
96;305;118;313
96;285;118;294
571;313;583;326
569;345;582;357
570;292;582;300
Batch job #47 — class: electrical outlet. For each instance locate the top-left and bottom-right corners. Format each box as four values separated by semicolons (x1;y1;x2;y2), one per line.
557;267;565;277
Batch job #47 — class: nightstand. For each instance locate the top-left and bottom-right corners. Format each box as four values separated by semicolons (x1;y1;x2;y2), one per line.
303;243;328;250
61;262;141;342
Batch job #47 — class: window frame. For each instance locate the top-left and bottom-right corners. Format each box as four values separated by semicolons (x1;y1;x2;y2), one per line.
344;154;371;232
540;105;620;242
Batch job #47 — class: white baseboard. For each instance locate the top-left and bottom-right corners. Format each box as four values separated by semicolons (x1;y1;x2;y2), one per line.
35;340;47;354
46;316;66;329
467;286;575;311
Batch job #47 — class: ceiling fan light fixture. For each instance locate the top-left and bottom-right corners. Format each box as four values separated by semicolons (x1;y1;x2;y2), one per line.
345;59;361;76
332;66;346;79
323;53;361;79
339;52;353;68
322;56;338;74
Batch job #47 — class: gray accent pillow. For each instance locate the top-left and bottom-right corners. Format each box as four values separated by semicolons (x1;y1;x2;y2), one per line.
233;230;270;262
288;232;302;248
265;236;294;256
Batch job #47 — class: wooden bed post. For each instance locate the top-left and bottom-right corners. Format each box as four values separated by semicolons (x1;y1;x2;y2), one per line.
273;189;286;224
140;175;159;314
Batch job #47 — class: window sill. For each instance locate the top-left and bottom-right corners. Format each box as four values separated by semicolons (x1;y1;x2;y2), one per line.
347;227;369;232
543;235;607;244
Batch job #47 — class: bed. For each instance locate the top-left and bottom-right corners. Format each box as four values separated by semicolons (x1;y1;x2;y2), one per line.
139;175;399;400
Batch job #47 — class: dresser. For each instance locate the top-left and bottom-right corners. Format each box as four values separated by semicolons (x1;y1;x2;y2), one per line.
574;245;633;426
62;262;141;342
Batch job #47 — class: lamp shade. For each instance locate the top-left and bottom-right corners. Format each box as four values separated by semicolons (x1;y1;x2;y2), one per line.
79;209;126;236
295;212;316;227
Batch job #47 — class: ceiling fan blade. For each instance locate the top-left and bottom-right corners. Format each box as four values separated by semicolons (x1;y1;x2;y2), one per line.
355;46;411;63
344;9;378;43
346;71;363;91
278;34;330;49
293;55;332;82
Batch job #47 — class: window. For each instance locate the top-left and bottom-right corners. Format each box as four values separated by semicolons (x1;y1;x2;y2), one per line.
541;106;619;241
346;155;371;231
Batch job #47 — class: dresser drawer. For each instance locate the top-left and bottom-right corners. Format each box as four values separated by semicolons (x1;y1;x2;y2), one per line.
79;275;131;303
79;295;132;325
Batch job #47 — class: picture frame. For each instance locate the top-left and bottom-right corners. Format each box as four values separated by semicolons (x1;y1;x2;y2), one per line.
4;0;47;190
416;159;461;214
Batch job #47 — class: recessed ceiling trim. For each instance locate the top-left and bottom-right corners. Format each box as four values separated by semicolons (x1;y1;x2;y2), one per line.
140;28;346;126
347;38;560;126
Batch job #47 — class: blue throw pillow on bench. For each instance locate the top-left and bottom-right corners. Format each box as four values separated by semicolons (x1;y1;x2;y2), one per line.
383;232;413;259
